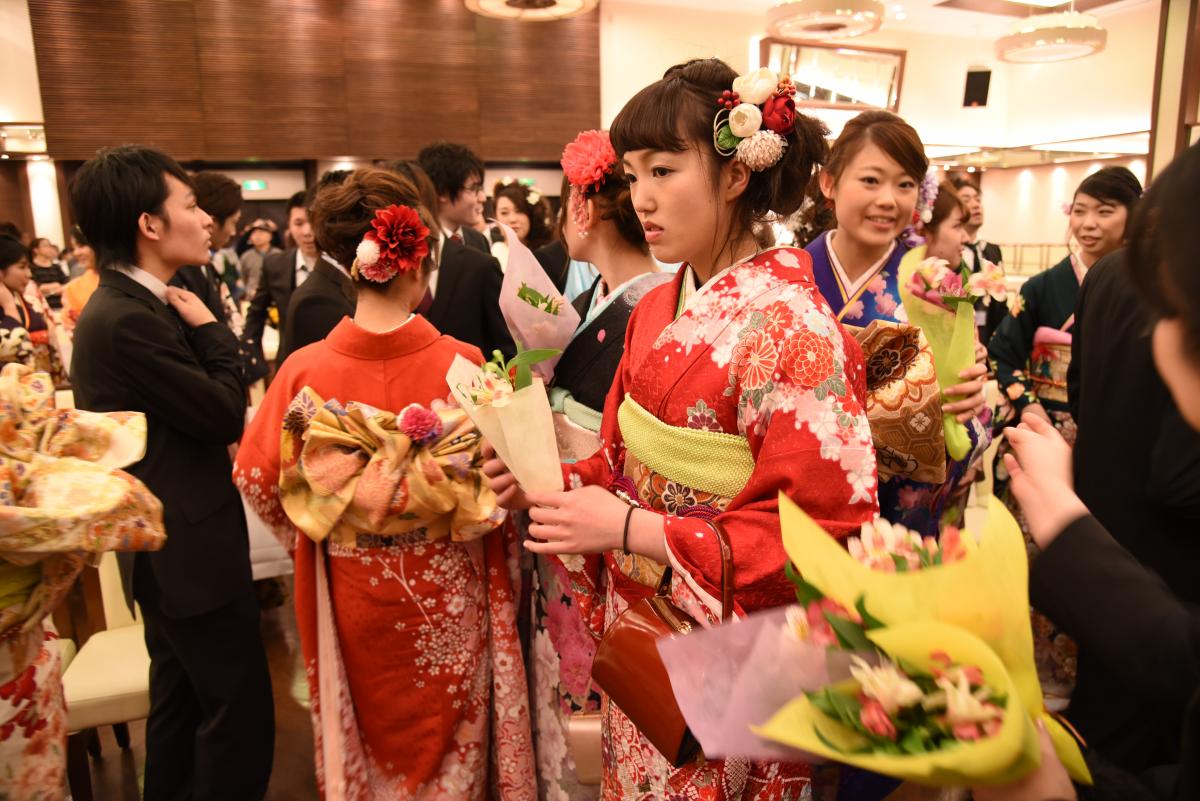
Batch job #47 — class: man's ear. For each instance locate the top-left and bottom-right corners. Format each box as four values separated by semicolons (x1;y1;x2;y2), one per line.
139;212;162;242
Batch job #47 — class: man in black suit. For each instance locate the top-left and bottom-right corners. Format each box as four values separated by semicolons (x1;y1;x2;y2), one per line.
243;190;318;370
952;176;1008;345
416;142;514;358
276;252;355;364
69;146;273;801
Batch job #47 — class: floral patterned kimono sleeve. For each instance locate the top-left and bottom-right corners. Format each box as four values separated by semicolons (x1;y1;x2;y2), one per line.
659;324;877;620
233;367;302;553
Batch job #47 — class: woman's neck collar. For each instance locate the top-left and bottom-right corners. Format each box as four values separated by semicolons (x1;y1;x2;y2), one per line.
828;229;893;283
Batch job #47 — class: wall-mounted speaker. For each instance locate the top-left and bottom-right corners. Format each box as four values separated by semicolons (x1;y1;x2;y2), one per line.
964;68;991;107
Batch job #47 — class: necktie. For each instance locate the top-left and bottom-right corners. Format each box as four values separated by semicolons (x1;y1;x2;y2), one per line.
450;232;464;245
296;264;311;286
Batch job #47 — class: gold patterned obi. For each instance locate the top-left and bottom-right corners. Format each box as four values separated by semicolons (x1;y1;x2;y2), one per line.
613;394;752;587
847;321;947;485
1029;330;1072;406
279;388;506;549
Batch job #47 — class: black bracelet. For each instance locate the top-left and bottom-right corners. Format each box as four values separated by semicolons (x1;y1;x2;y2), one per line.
622;505;636;555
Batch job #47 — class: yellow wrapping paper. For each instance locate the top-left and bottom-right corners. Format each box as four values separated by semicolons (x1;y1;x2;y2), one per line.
756;621;1039;786
764;492;1091;784
896;246;976;461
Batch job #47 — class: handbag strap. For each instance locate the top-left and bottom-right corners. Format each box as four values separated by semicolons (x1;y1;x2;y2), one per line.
655;518;734;622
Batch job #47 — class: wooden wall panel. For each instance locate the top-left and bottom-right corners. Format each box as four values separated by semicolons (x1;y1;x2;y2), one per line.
475;12;601;161
28;0;206;161
0;163;34;238
29;1;599;163
342;0;482;158
194;0;349;160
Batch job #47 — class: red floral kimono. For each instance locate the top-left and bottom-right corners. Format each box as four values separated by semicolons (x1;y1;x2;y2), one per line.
560;248;878;800
233;317;535;801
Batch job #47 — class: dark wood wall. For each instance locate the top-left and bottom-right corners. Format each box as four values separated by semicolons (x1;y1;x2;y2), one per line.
28;0;599;163
0;163;35;238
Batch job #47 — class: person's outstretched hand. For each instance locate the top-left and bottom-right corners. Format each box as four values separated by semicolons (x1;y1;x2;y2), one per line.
1003;412;1088;549
481;442;531;511
972;721;1077;801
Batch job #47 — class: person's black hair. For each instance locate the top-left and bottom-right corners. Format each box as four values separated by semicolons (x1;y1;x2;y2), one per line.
1128;141;1200;360
69;145;193;270
28;237;50;258
70;225;89;247
416;141;486;202
1075;166;1143;211
0;222;23;243
950;175;980;195
0;236;27;270
610;58;829;244
192;171;243;225
286;190;308;214
305;169;351;210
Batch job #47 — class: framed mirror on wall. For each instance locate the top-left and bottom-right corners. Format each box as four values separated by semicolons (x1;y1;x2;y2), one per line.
759;38;905;112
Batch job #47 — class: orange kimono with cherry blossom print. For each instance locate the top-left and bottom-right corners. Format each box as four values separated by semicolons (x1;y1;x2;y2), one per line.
233;316;535;801
560;247;879;801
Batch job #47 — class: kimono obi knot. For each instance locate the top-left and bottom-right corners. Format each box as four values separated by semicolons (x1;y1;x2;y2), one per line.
617;394;753;500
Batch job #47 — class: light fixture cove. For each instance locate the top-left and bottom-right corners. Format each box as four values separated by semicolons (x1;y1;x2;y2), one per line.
996;11;1107;63
767;0;885;41
464;0;597;21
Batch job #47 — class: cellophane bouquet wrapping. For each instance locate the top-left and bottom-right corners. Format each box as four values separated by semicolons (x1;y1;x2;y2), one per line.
497;223;580;382
446;350;563;493
897;246;1003;461
748;495;1091;787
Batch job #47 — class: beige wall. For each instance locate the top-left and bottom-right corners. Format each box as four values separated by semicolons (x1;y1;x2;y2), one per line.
0;0;43;122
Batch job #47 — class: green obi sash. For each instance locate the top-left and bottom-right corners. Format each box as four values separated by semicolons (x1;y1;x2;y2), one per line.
0;560;41;611
617;394;754;499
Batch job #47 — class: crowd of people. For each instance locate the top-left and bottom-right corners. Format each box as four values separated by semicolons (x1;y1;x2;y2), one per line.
0;55;1197;801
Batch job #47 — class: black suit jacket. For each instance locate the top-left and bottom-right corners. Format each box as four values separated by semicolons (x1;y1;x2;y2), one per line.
170;263;225;323
1032;514;1199;800
71;269;252;618
462;226;491;255
426;239;514;360
533;240;571;294
243;247;300;357
277;259;355;364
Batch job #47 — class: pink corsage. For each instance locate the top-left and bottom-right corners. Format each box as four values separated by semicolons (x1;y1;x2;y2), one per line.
353;204;430;283
398;403;443;446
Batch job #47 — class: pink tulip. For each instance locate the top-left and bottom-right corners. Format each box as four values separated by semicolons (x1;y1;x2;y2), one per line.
860;699;898;740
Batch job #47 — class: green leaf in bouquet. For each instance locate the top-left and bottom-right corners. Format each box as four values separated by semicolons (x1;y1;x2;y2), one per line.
814;722;874;756
890;553;909;572
504;348;562;390
825;611;875;653
785;562;825;605
854;595;886;631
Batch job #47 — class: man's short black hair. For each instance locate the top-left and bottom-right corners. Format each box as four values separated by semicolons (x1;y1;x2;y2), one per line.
70;145;193;270
286;190;308;214
192;171;243;225
950;175;980;194
304;169;351;210
416;141;485;201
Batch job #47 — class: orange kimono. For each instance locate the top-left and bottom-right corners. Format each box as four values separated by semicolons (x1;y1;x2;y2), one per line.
233;316;535;801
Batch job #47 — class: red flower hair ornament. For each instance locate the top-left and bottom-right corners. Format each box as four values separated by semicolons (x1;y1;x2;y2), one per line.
353;204;430;283
561;130;617;195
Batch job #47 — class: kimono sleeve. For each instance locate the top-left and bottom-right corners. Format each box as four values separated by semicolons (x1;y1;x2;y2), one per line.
662;316;878;621
988;277;1042;414
233;360;303;553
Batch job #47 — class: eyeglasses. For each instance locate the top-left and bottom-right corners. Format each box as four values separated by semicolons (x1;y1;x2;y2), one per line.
462;182;484;195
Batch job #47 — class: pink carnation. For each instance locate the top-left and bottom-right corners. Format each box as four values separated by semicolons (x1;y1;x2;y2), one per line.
398;404;443;446
561;130;617;192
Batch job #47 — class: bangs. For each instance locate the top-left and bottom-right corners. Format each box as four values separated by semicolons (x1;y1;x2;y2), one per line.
610;79;693;157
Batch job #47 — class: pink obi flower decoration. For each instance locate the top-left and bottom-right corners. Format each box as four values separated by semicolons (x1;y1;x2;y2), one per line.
398;404;443;446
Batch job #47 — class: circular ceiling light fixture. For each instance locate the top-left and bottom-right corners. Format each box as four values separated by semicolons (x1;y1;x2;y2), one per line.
464;0;598;21
767;0;884;41
996;11;1107;63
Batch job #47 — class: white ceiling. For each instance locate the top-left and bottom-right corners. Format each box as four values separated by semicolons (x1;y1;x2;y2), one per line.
620;0;1157;39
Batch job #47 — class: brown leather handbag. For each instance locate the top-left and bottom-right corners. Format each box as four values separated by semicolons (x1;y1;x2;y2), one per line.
590;519;733;767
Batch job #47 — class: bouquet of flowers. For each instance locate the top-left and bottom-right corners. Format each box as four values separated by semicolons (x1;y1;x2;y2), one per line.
446;348;564;493
497;223;580;382
898;247;982;461
750;495;1091;786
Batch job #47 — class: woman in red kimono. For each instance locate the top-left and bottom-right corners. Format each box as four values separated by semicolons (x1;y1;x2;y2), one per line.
486;59;878;800
233;168;534;801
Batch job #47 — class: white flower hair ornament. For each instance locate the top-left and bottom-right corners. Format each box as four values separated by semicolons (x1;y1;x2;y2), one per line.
713;69;799;172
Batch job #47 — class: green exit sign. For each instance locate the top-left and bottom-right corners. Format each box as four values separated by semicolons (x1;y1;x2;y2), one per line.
242;179;267;191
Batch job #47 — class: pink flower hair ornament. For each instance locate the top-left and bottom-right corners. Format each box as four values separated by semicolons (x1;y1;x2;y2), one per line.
561;129;618;233
352;204;431;283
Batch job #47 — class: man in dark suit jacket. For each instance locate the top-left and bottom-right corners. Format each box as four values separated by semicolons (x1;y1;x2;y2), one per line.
243;191;319;369
952;177;1009;345
69;146;273;801
276;254;355;364
417;141;490;251
426;236;514;359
